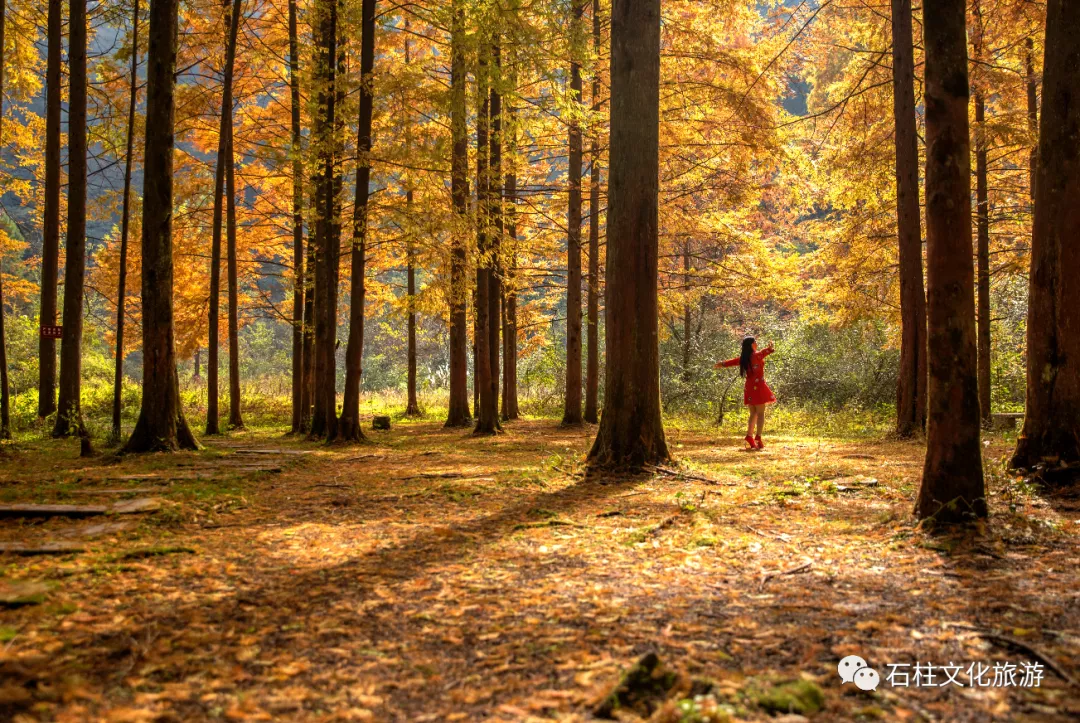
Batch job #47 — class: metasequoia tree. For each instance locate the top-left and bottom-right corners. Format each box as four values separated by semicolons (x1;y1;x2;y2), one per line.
111;0;141;440
502;95;519;421
473;35;499;435
487;41;502;431
915;0;985;521
37;0;62;417
225;122;243;429
206;0;243;435
338;0;376;442
445;0;471;428
586;0;669;469
404;21;420;418
53;0;88;437
289;0;305;433
584;0;601;424
891;0;927;437
124;0;199;453
1012;0;1080;471
562;0;585;426
0;0;9;439
972;0;992;425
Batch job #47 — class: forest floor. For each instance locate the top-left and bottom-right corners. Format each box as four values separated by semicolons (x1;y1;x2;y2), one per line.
1;417;1079;722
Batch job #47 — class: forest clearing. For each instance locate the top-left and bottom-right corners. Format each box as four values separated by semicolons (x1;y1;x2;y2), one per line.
2;416;1079;722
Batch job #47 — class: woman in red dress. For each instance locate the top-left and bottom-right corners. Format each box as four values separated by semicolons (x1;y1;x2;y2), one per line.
715;336;776;449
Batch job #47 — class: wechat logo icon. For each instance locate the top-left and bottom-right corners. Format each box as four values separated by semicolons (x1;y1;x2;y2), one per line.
839;655;880;690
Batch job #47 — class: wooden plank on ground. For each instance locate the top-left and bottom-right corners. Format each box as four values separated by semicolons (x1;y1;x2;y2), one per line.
0;504;108;519
0;541;87;555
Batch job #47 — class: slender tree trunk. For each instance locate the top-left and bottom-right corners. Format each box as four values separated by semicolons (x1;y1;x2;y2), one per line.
488;43;502;429
406;190;420;416
38;0;62;418
123;0;198;453
0;0;10;438
586;0;669;469
338;0;375;442
563;0;584;426
915;0;985;521
226;129;244;428
975;91;992;425
194;346;201;380
53;0;89;437
289;0;305;433
891;0;927;438
206;0;242;435
1012;0;1080;471
585;0;601;424
474;44;498;435
682;240;692;380
301;224;315;429
1026;37;1038;203
445;0;471;427
502;101;519;421
112;0;140;440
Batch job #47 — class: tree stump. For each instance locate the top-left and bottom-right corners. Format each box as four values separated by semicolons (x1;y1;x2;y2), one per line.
372;416;391;431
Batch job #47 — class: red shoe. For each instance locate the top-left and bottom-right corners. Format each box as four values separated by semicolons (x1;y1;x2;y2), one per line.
755;435;764;449
744;435;756;450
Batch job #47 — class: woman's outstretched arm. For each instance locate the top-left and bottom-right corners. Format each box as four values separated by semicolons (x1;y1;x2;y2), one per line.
715;357;740;369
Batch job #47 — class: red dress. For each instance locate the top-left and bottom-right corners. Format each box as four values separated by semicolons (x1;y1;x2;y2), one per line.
720;348;777;406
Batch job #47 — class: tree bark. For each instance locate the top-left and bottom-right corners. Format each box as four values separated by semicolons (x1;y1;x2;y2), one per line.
337;0;375;442
915;0;985;521
226;128;244;429
38;0;62;418
301;220;315;429
112;0;140;440
1011;0;1080;471
891;0;927;438
473;44;498;435
206;0;242;435
488;43;502;429
53;0;89;437
123;0;199;453
289;0;305;433
1026;36;1038;203
502;100;519;422
0;0;10;438
445;0;471;427
404;24;420;418
585;0;601;424
586;0;669;469
975;90;991;425
682;240;692;380
563;0;584;426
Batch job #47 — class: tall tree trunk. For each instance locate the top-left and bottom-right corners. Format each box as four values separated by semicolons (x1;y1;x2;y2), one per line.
586;0;669;469
53;0;89;437
474;43;498;435
682;240;692;380
975;91;991;425
194;346;201;379
112;0;140;440
1026;36;1038;203
585;0;601;424
226;127;244;429
289;0;305;433
123;0;199;453
404;24;420;418
38;0;62;418
488;42;502;429
338;0;375;442
445;0;471;427
891;0;927;438
502;100;519;421
301;222;315;429
1011;0;1080;471
563;0;584;426
206;0;242;435
915;0;985;521
0;0;10;438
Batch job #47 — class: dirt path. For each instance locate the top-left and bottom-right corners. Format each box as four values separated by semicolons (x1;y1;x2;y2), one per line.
1;420;1078;721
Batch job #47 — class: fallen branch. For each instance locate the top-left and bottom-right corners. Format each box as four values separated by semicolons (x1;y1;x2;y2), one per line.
743;524;792;542
977;632;1078;687
644;465;733;486
760;560;813;589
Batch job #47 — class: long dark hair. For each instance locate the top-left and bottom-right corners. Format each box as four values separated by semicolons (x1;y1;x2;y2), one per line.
739;336;755;378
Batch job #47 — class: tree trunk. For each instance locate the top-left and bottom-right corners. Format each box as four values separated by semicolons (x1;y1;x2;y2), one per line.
193;346;201;380
585;0;601;424
445;0;471;428
586;0;669;469
38;0;62;418
975;90;991;425
406;190;420;416
289;0;305;434
53;0;89;437
1026;37;1038;203
488;43;502;430
891;0;927;438
915;0;985;521
563;0;584;426
301;223;315;429
0;0;10;438
1011;0;1080;471
123;0;199;453
226;130;244;429
682;240;692;380
474;44;498;435
502;100;519;422
337;0;375;443
112;0;140;440
206;0;242;435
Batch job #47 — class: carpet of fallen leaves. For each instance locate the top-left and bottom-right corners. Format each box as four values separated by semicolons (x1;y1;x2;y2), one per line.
1;418;1079;722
